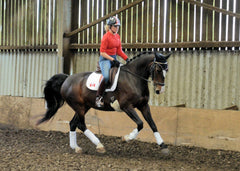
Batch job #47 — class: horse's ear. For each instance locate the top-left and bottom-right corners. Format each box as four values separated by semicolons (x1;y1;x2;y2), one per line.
164;52;172;60
155;52;172;61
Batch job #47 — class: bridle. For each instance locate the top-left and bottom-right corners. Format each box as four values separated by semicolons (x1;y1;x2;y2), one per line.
149;57;168;86
121;55;168;87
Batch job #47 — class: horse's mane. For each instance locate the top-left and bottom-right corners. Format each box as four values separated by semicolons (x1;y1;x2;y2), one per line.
128;51;155;63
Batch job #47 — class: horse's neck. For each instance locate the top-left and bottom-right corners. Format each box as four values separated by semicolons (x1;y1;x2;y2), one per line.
126;57;153;79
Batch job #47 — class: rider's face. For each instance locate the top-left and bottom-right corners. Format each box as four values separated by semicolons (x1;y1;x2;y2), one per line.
111;25;119;33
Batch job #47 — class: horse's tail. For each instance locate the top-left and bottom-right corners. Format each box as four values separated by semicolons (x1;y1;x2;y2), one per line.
36;73;69;125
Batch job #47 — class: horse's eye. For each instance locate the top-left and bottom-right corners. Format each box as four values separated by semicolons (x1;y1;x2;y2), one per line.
161;64;168;71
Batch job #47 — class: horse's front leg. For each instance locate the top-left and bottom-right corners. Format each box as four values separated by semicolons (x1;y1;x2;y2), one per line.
122;107;143;142
138;104;169;155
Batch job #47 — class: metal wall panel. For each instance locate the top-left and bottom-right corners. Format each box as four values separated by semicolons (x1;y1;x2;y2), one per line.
0;50;58;97
71;50;240;110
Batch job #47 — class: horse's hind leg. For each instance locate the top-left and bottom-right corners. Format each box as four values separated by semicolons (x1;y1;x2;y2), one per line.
69;113;83;153
69;110;106;154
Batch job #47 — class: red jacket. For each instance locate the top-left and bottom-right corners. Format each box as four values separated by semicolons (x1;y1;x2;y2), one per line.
100;31;128;60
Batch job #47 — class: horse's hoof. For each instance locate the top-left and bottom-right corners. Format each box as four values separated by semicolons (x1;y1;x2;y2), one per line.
96;147;106;154
161;148;170;155
96;143;106;154
75;146;83;153
160;143;170;155
122;135;130;142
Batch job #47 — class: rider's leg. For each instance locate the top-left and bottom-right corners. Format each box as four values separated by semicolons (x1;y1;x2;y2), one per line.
96;57;111;107
96;78;106;107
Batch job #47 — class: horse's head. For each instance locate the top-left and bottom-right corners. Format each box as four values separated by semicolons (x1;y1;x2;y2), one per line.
150;52;171;94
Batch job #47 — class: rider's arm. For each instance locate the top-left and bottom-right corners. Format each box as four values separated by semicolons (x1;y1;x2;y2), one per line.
117;47;128;61
100;52;115;61
116;35;128;61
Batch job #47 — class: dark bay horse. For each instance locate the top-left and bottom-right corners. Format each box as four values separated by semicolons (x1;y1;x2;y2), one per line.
37;51;171;154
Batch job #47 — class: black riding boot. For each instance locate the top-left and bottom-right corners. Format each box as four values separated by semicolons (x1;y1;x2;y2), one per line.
96;78;106;107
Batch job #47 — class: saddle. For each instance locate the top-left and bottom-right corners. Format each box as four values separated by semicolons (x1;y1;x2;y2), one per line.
95;62;118;85
86;62;120;92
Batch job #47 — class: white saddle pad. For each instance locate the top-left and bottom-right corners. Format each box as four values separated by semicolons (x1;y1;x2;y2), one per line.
86;67;120;92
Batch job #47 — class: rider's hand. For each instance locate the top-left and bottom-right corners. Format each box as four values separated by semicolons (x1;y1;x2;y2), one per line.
112;59;120;67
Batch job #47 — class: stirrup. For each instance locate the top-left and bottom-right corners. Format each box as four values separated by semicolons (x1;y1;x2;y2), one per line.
96;96;104;107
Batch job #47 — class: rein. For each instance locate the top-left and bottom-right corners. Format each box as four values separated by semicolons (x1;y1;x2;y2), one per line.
121;62;166;86
120;67;152;83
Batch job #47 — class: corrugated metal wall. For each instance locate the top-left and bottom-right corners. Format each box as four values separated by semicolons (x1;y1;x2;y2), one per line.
0;51;58;97
71;50;240;110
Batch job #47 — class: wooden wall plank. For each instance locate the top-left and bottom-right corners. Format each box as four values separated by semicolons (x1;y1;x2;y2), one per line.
97;0;103;44
171;0;176;43
195;1;201;42
228;0;234;42
165;0;170;45
236;0;240;42
189;1;194;42
148;0;153;43
137;1;143;43
142;0;147;43
153;0;159;43
183;1;188;42
206;0;213;41
132;0;137;44
0;0;2;46
121;0;127;43
201;0;207;41
159;0;165;43
0;0;239;51
88;0;93;44
71;0;79;44
214;0;220;41
221;0;226;42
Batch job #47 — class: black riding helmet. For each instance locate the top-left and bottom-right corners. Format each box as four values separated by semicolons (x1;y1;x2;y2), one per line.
107;16;121;26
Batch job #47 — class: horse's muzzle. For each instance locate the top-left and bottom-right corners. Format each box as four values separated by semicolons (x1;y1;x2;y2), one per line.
155;86;165;94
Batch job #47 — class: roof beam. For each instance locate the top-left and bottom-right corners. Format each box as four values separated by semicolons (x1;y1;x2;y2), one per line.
179;0;240;19
64;0;144;38
69;41;240;49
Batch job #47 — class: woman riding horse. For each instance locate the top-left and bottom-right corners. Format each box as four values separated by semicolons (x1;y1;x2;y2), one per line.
37;51;171;155
96;16;129;107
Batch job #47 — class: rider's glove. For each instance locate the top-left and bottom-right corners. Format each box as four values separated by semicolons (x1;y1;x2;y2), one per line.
112;59;120;67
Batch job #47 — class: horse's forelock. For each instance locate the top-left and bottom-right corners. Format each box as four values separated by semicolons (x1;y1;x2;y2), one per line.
155;53;167;63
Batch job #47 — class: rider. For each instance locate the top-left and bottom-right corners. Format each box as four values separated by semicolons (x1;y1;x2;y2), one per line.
96;16;129;107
